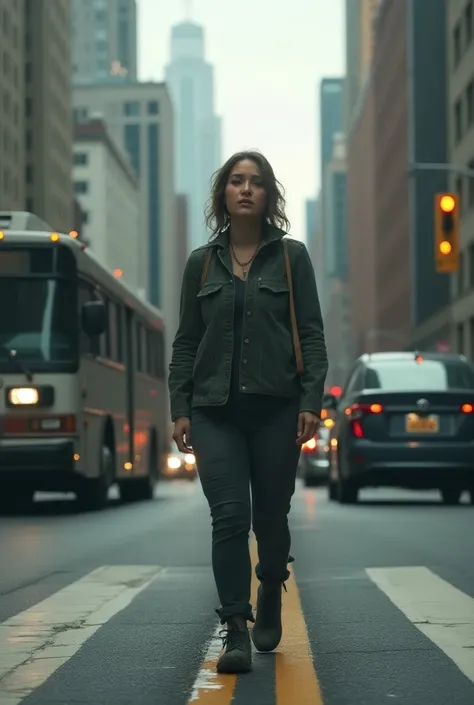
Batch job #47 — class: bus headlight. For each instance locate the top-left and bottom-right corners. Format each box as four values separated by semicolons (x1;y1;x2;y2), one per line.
167;455;181;470
8;387;39;405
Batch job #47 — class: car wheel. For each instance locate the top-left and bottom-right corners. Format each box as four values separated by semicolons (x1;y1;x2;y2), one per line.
328;479;338;501
338;478;359;504
440;488;462;505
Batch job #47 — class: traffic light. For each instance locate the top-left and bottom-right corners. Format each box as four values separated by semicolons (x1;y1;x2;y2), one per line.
434;193;459;273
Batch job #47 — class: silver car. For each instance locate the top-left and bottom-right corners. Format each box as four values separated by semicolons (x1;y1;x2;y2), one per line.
299;426;331;487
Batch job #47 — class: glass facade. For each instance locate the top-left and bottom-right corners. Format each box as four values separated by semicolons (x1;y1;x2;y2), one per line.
148;123;159;307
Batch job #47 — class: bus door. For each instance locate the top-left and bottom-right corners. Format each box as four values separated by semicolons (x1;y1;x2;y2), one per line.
124;306;135;465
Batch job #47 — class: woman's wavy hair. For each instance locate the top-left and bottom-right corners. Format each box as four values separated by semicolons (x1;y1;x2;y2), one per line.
204;150;290;238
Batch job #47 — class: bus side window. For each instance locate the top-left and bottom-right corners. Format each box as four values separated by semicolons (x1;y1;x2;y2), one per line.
136;321;143;372
157;330;164;379
78;280;96;355
116;303;124;363
100;298;112;360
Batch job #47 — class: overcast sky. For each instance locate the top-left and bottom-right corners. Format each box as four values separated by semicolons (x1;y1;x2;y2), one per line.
137;0;345;240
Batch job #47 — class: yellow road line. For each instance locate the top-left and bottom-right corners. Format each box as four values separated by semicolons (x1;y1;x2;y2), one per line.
189;535;322;704
250;537;323;704
187;623;237;703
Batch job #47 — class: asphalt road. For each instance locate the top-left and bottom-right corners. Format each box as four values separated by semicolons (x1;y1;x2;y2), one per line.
1;480;473;705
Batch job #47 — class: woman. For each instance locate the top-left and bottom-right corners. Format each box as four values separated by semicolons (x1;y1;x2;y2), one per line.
168;150;328;674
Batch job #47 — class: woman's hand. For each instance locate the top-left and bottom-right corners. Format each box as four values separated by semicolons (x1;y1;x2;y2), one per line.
173;417;192;452
296;411;320;445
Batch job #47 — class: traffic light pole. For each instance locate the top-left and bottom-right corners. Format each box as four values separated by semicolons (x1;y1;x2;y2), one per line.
408;163;474;178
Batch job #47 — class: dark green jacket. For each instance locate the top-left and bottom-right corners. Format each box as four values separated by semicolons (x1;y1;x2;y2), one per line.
168;226;328;421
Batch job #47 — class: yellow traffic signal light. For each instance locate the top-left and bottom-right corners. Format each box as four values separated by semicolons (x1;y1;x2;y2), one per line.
434;193;459;272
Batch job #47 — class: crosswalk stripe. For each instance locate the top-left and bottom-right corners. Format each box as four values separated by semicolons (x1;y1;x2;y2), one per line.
0;565;162;705
366;566;474;685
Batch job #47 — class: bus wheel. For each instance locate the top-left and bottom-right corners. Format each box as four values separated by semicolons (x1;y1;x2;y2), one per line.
0;486;34;513
119;438;156;502
77;445;114;511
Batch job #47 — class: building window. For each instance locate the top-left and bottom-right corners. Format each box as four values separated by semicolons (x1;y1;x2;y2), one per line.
466;1;473;46
123;101;139;117
469;243;474;289
74;180;88;194
466;79;474;128
148;123;159;307
455;175;463;212
82;211;89;224
73;152;88;165
25;164;33;183
124;123;140;176
458;251;465;296
469;159;474;208
148;101;159;115
455;99;463;143
456;322;464;354
73;107;89;124
454;22;462;65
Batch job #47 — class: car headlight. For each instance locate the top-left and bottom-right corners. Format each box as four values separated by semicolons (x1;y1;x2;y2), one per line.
167;455;181;470
184;453;195;465
8;387;39;405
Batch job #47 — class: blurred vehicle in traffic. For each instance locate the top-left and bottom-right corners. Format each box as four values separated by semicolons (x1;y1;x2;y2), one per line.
0;212;166;512
299;425;331;487
163;441;197;481
325;351;474;505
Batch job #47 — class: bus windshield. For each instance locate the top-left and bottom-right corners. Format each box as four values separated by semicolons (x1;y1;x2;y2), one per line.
0;278;76;363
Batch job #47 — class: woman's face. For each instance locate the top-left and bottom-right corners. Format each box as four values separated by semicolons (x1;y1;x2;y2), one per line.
224;159;267;219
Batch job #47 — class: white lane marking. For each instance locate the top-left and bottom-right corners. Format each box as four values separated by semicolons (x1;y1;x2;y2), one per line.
189;623;226;701
366;566;474;684
0;565;162;705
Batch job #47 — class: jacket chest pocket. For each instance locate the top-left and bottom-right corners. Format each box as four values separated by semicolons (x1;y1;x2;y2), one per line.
257;279;289;315
197;281;225;324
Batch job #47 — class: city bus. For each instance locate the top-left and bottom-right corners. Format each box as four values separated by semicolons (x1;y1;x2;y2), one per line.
0;212;168;510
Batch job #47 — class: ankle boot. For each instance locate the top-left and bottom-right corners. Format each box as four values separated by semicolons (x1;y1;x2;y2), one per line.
216;615;252;673
251;582;282;652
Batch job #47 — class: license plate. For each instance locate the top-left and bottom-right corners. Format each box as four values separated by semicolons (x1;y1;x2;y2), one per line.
405;413;439;433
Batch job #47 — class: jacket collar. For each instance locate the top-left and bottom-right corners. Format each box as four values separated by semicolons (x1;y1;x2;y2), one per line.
212;223;286;250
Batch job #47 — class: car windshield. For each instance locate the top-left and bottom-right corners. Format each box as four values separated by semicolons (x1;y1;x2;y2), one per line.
0;278;76;363
365;359;474;391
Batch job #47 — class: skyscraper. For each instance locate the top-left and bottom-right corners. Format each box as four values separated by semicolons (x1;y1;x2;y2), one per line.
344;0;380;137
71;0;137;86
73;83;178;362
318;77;343;316
0;0;73;232
320;78;344;190
165;20;221;252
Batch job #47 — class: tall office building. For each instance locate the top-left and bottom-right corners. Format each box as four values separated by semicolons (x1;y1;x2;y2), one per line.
305;198;317;265
71;0;137;86
318;77;343;316
165;20;221;252
323;134;347;281
0;0;73;232
346;0;450;354
320;78;344;191
0;1;25;211
447;0;474;356
72;83;178;361
344;0;380;137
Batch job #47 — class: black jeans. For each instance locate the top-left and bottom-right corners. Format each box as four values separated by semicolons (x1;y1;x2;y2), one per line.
191;396;300;624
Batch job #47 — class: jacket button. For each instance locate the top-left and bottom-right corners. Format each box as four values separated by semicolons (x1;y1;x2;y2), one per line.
244;338;249;344
241;385;246;391
243;358;248;364
246;310;251;316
